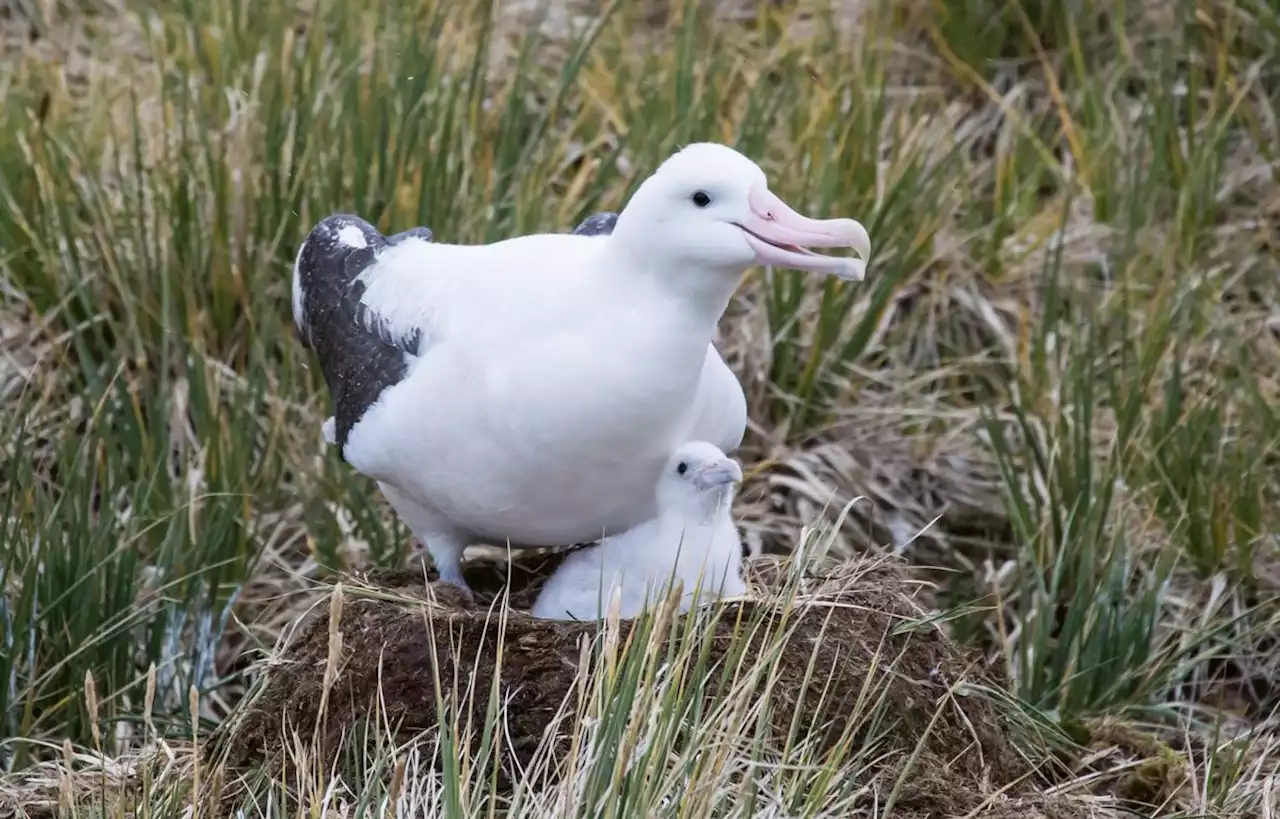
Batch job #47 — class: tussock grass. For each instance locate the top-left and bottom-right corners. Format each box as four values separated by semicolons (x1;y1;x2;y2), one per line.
1;0;1278;815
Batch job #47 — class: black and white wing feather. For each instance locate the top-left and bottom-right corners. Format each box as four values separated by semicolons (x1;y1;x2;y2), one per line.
572;212;619;237
291;214;434;455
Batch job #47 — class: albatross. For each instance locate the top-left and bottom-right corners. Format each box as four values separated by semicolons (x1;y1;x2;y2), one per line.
531;440;749;621
292;142;871;596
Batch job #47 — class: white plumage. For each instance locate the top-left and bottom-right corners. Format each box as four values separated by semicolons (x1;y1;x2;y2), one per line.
531;441;748;621
291;142;871;595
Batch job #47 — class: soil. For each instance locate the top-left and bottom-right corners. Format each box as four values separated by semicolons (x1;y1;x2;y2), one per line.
215;552;1097;817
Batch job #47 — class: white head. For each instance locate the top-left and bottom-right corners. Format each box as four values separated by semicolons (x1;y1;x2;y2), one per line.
655;440;744;524
610;143;871;282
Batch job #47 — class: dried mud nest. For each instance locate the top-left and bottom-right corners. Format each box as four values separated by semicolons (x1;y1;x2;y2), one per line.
216;552;1088;817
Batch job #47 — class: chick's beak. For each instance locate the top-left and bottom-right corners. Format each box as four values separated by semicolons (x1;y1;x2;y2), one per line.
693;459;744;491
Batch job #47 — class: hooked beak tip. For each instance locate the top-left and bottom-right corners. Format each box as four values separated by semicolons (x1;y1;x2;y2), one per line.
849;220;872;262
839;258;868;282
829;219;871;281
744;182;872;280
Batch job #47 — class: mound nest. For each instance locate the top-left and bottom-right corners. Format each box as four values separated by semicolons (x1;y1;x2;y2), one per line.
216;553;1084;817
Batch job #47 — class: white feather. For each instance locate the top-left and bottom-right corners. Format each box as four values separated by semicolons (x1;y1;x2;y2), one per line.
345;236;739;544
291;242;308;335
337;224;369;249
532;442;748;620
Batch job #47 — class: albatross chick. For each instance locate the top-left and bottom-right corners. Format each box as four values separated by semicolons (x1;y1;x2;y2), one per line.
531;441;748;620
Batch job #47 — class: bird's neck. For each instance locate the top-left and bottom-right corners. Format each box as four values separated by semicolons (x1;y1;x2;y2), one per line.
600;235;744;339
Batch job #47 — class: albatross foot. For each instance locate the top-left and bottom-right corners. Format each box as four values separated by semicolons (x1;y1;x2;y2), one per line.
398;519;474;603
433;564;475;602
406;546;475;605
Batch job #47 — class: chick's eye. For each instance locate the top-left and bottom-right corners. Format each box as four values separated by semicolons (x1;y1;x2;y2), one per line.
676;462;689;475
691;191;711;208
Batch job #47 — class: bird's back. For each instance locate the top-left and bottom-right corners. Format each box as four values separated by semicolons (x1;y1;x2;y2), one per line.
293;215;613;456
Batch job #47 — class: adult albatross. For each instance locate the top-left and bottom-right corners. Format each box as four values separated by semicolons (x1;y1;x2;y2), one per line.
292;142;871;595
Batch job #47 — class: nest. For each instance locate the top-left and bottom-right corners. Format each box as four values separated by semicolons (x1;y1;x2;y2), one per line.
214;552;1087;817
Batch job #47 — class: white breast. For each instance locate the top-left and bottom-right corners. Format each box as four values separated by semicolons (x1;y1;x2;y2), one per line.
339;236;735;546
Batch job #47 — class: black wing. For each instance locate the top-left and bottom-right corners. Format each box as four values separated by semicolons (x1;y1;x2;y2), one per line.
292;214;434;455
572;212;618;237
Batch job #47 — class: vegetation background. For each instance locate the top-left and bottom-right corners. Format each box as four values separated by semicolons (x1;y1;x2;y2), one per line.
0;0;1277;815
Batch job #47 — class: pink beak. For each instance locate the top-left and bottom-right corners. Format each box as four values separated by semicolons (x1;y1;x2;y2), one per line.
734;183;871;281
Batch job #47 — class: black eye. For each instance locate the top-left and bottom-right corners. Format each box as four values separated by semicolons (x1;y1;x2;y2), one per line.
676;462;689;475
691;191;711;208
